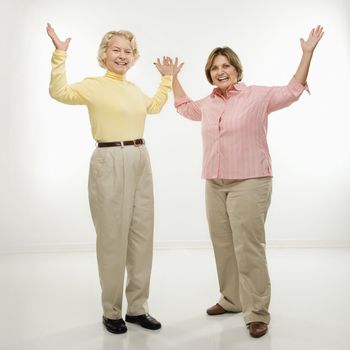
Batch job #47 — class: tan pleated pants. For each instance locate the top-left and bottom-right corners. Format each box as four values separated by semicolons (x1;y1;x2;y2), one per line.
205;177;272;325
88;144;154;320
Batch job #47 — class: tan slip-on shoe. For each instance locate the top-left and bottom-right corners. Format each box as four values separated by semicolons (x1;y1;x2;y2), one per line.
206;303;229;315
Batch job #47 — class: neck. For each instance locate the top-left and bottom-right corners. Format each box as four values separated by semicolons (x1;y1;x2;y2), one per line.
105;70;125;80
219;81;238;96
219;85;230;97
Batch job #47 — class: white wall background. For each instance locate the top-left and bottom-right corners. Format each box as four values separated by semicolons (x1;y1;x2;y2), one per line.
1;0;349;252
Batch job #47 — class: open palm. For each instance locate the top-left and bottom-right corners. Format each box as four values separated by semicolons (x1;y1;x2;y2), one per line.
172;57;184;76
300;25;324;53
154;56;174;76
46;23;71;51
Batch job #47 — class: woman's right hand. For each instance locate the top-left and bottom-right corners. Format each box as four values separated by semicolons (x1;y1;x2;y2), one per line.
171;57;187;98
173;57;184;77
46;23;71;51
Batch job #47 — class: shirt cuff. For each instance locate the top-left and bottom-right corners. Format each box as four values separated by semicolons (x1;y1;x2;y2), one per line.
53;49;67;56
160;75;172;89
174;95;191;108
289;76;310;96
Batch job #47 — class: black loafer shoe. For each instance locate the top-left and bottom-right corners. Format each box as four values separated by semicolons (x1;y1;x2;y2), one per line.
125;313;161;330
103;316;127;334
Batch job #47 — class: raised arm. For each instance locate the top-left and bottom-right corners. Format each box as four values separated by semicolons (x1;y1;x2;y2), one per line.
154;56;186;98
47;23;86;105
169;57;202;121
141;57;173;114
294;25;324;85
172;57;186;98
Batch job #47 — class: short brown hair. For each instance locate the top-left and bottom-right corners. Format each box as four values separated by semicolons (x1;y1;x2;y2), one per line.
205;47;243;84
97;30;140;69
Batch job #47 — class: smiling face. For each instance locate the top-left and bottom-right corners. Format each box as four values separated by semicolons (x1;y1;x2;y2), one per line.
210;55;238;93
104;35;135;75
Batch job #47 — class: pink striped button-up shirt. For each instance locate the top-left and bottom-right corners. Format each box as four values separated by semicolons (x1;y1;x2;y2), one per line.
175;77;309;180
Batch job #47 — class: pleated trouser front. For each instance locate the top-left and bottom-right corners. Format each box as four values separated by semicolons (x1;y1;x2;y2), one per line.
205;177;272;324
88;144;154;320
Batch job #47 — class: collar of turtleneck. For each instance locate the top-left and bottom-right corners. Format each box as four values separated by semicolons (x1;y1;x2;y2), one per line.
105;71;125;81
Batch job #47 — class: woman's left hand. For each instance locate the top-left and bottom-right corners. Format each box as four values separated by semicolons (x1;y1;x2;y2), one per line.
300;25;324;53
153;56;174;76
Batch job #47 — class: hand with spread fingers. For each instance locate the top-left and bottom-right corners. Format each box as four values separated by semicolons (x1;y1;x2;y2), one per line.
172;57;184;77
46;23;71;51
300;25;324;53
153;56;174;76
295;25;324;84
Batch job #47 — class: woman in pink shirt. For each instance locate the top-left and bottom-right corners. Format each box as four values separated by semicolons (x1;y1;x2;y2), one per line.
172;26;324;338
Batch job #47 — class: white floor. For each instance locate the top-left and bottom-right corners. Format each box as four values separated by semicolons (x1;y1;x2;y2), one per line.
1;248;349;350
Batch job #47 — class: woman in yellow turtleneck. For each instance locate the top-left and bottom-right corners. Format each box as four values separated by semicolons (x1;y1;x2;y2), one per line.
47;23;173;334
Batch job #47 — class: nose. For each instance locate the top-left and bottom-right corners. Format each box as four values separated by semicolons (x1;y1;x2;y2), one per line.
118;51;126;59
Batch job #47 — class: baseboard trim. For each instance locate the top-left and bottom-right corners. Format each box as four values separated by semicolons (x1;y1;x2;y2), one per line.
266;240;350;248
1;240;350;254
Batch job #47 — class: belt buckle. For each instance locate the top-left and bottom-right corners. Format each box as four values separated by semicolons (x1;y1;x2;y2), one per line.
133;139;141;147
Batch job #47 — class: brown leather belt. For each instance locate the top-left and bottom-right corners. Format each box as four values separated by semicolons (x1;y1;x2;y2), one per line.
98;139;145;147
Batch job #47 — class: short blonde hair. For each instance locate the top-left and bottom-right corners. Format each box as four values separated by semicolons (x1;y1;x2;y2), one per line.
97;30;140;69
205;47;243;84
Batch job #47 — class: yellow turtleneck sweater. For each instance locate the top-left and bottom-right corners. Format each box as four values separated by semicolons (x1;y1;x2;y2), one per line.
49;50;172;142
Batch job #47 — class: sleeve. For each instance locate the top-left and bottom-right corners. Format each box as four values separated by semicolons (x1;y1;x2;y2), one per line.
143;75;172;114
266;76;310;114
174;96;202;121
49;50;87;105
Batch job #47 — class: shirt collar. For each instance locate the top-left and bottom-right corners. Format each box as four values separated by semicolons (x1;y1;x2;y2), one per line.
105;71;125;81
212;82;246;97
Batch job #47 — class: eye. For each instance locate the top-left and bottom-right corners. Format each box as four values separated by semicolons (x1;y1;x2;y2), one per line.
210;66;217;71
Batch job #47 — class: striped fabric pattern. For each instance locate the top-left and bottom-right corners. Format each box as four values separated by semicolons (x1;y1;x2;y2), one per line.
175;77;309;180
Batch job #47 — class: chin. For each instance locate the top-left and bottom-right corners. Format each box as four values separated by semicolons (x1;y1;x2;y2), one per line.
116;68;129;74
218;84;230;90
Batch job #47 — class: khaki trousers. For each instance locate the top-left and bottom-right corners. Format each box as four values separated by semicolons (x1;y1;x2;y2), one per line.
88;144;154;319
205;177;272;324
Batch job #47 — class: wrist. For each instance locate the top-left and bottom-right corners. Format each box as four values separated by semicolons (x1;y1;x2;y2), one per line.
55;46;67;51
302;49;314;57
54;49;67;56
